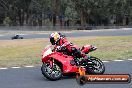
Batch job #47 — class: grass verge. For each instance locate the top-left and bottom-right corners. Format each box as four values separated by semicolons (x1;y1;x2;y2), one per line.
0;36;132;67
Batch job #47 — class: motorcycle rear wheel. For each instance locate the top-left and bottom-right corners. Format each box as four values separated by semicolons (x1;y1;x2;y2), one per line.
85;56;105;74
41;63;62;81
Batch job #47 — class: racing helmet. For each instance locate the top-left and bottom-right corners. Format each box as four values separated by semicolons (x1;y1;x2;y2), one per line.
50;32;60;45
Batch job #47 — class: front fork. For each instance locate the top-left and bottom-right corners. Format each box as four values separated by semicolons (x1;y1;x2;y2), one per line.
49;58;55;68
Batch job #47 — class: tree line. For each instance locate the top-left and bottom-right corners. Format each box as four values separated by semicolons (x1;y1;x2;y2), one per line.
0;0;132;26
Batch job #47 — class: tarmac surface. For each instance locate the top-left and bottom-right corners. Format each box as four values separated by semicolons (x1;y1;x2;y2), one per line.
0;29;132;40
0;60;132;88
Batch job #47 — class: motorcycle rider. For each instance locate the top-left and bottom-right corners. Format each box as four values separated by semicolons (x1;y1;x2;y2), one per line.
49;32;88;59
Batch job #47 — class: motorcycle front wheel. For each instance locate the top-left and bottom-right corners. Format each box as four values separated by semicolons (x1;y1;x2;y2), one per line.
41;63;62;81
85;56;105;74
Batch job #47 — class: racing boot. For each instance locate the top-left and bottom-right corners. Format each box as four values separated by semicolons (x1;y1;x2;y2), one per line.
81;52;92;62
81;53;88;59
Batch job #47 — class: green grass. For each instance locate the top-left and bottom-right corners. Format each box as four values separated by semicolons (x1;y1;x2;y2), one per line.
71;36;132;60
0;36;132;67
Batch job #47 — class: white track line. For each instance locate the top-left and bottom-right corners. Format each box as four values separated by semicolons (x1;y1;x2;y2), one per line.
102;61;109;62
0;68;8;70
25;66;34;68
0;35;4;36
113;60;124;62
0;59;132;70
11;67;21;69
128;59;132;60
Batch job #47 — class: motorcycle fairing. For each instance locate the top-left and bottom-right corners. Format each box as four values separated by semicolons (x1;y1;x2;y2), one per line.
42;52;78;73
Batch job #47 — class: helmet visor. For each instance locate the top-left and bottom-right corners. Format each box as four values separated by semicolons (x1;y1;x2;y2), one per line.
50;37;55;45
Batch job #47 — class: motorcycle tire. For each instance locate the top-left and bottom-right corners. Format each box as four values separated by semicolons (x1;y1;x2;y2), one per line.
41;63;62;81
86;56;105;74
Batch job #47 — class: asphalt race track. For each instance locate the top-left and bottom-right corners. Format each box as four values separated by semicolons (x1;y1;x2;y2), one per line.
0;60;132;88
0;29;132;40
0;29;132;88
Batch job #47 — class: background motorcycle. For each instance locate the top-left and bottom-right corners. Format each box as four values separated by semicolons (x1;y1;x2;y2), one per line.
11;35;23;40
41;44;105;81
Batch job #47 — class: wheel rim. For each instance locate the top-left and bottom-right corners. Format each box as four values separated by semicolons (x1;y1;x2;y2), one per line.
91;59;104;73
45;63;61;78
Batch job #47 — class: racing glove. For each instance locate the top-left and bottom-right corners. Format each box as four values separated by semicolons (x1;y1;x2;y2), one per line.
56;46;63;51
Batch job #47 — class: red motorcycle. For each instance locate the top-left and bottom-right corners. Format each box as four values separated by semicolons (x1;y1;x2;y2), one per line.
41;44;105;81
